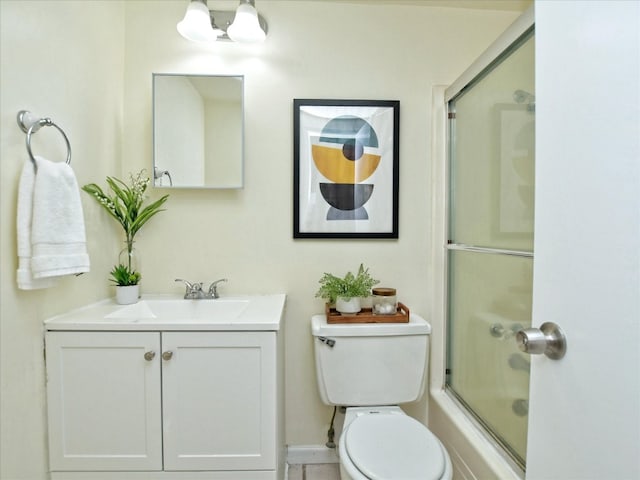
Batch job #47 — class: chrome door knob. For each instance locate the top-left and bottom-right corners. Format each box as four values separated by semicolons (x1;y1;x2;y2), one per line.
515;322;567;360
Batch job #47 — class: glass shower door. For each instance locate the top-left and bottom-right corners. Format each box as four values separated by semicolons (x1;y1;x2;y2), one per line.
446;29;535;470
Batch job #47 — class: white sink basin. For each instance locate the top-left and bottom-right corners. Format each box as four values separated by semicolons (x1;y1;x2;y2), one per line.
44;294;286;331
105;298;250;321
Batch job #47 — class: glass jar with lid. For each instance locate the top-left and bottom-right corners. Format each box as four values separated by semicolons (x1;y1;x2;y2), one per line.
372;287;397;315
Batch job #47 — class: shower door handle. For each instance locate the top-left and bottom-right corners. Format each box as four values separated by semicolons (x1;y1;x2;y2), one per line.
515;322;567;360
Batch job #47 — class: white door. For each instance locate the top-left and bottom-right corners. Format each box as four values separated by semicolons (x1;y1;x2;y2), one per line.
45;331;162;472
161;331;277;471
527;2;640;479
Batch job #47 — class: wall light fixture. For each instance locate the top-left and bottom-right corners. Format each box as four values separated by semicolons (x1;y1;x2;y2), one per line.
177;0;267;44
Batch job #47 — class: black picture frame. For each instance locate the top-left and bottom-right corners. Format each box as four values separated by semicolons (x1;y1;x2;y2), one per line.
293;99;400;239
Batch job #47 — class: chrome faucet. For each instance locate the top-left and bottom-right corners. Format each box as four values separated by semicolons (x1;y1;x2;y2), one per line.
175;278;227;299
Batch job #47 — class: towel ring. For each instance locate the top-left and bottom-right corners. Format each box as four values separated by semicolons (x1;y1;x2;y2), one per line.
17;110;71;172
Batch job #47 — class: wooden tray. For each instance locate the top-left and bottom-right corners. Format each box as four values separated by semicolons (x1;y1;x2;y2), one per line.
325;302;410;324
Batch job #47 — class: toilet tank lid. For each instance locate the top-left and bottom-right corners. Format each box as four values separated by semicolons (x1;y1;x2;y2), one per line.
311;314;431;337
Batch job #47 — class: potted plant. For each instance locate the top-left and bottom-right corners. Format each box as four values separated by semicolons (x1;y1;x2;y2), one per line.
82;170;168;301
315;264;379;314
110;264;141;305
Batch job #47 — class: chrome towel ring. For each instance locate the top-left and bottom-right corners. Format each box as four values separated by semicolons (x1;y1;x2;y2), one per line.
17;110;71;172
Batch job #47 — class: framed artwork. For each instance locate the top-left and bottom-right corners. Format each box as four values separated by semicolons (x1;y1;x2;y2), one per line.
293;99;399;239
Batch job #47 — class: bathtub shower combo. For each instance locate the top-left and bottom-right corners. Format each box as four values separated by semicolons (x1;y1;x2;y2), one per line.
446;27;535;471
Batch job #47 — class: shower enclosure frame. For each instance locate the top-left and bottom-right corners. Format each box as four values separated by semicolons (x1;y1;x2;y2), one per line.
436;6;535;478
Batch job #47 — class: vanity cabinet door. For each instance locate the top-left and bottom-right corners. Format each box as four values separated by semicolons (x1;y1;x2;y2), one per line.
161;331;276;471
45;331;162;472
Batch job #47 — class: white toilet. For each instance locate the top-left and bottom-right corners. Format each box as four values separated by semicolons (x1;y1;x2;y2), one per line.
312;314;452;480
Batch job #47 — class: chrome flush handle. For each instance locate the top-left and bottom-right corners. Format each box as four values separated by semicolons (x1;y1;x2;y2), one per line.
317;336;336;348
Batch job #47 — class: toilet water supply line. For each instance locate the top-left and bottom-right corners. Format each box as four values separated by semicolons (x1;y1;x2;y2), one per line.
326;406;337;448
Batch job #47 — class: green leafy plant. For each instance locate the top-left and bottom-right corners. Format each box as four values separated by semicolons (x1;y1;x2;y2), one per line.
82;170;169;281
109;264;141;286
315;264;379;303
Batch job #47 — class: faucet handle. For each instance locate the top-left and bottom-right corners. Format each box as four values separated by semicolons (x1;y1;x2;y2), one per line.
175;278;204;299
175;278;193;289
207;278;228;298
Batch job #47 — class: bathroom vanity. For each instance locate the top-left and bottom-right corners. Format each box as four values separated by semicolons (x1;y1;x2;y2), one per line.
43;294;286;480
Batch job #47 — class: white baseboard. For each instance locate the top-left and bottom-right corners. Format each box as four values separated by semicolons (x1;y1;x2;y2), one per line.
286;445;339;465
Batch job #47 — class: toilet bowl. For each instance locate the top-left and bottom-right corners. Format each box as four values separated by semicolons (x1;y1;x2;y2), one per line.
338;407;452;480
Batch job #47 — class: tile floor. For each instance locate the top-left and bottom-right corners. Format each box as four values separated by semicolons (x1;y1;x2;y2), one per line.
288;463;340;480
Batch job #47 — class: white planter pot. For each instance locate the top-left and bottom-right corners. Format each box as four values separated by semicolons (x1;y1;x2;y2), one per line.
116;285;139;305
335;296;361;314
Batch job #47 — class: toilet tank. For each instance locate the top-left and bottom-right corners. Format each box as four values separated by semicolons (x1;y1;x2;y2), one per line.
311;314;431;406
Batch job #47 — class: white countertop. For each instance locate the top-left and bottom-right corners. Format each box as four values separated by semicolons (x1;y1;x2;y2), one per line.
44;294;286;331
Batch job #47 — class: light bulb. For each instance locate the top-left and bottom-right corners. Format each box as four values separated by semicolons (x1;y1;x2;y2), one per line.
227;2;266;43
177;1;220;43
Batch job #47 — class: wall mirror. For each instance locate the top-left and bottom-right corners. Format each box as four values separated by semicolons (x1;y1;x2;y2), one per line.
153;73;244;189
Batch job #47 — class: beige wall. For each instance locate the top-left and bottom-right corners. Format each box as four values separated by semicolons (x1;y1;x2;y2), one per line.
0;1;125;478
0;1;520;478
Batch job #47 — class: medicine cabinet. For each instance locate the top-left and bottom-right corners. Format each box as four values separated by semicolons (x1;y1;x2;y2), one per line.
153;74;244;189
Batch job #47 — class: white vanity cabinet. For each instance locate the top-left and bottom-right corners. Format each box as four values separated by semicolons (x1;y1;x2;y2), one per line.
44;295;285;480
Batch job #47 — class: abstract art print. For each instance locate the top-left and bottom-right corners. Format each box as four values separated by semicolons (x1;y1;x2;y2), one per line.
293;99;399;238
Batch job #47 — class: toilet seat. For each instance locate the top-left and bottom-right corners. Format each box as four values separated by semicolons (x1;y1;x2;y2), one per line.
344;413;446;480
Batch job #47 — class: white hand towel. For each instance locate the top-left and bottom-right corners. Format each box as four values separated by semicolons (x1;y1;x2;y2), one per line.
16;161;58;289
30;156;91;279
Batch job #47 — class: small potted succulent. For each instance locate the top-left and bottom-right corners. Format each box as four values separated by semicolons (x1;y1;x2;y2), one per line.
315;264;379;314
110;264;141;305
